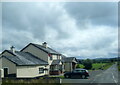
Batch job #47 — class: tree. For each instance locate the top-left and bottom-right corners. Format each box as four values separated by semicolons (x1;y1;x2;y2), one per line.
76;64;81;68
83;59;92;70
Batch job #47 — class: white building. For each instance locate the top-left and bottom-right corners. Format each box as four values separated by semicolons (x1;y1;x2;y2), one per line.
0;42;77;78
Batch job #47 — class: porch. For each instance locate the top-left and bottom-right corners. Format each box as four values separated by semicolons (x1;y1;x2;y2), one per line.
50;60;64;75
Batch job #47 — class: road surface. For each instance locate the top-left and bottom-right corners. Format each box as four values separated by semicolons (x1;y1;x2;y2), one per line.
61;64;119;84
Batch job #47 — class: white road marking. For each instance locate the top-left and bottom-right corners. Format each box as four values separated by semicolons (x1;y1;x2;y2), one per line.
90;78;96;83
60;78;62;83
112;73;118;84
90;74;101;83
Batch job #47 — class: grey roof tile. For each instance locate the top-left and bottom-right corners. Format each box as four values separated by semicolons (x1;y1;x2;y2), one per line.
51;60;61;65
2;50;48;66
63;57;77;63
32;43;61;55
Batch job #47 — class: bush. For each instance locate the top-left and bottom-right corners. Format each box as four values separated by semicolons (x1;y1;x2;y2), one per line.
76;64;84;68
83;59;92;70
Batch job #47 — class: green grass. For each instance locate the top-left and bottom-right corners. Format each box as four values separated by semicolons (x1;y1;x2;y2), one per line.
49;75;64;79
102;63;114;70
77;63;114;70
92;63;106;70
92;63;114;70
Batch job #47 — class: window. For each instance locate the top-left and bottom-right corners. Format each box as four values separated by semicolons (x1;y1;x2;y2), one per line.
73;69;83;73
39;68;44;74
48;54;52;60
50;56;52;60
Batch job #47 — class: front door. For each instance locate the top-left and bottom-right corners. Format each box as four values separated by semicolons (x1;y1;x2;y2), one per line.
4;68;8;77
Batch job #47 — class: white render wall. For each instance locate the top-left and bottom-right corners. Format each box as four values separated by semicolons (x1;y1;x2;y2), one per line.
52;55;61;60
0;58;3;78
17;65;48;78
64;62;72;72
0;58;2;70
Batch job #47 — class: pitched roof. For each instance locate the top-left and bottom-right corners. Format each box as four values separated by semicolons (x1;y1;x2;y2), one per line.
63;57;77;63
1;50;48;66
51;60;62;65
21;43;61;55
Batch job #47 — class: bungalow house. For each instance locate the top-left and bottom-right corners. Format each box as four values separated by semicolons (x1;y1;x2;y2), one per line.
0;49;48;78
0;42;77;78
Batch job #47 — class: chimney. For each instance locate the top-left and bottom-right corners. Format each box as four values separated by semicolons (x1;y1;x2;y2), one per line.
10;46;15;53
42;42;47;48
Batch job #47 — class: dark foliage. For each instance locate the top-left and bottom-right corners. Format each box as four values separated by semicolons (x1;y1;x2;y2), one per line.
83;59;92;70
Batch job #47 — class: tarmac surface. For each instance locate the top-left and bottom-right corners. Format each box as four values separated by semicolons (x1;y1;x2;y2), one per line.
61;64;119;85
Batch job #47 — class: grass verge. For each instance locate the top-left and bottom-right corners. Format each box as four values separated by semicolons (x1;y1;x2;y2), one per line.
77;62;114;70
49;75;64;79
118;62;120;71
102;63;114;70
2;78;61;85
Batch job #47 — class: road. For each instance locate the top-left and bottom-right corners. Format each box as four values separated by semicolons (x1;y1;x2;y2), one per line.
61;64;119;84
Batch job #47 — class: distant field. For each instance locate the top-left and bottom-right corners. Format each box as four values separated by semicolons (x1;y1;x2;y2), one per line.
92;63;106;70
77;63;114;70
92;63;114;70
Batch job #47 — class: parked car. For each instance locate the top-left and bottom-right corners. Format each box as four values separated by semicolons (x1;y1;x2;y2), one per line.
64;68;89;79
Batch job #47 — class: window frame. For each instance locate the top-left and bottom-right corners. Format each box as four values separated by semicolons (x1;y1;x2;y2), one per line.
50;56;52;60
39;68;44;74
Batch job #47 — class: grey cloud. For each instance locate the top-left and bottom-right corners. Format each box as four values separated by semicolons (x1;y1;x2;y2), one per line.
64;2;118;28
0;4;1;52
2;2;70;41
2;2;118;58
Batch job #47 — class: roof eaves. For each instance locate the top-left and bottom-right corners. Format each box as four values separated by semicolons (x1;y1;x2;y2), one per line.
48;47;61;55
16;63;48;66
31;43;49;54
50;53;61;55
2;50;16;56
32;43;61;55
21;43;61;55
20;43;32;52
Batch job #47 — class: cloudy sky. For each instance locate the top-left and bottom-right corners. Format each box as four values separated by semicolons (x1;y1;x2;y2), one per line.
1;2;118;59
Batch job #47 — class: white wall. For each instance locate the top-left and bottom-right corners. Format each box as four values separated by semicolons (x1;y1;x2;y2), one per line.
52;55;57;60
0;58;3;77
0;57;49;78
64;62;72;72
0;58;2;70
52;55;62;60
17;65;48;78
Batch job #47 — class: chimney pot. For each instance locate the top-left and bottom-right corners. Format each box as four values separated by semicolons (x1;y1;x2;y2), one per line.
10;46;15;53
42;42;47;48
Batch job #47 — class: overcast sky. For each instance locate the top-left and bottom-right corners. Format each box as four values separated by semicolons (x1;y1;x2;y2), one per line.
1;2;118;59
